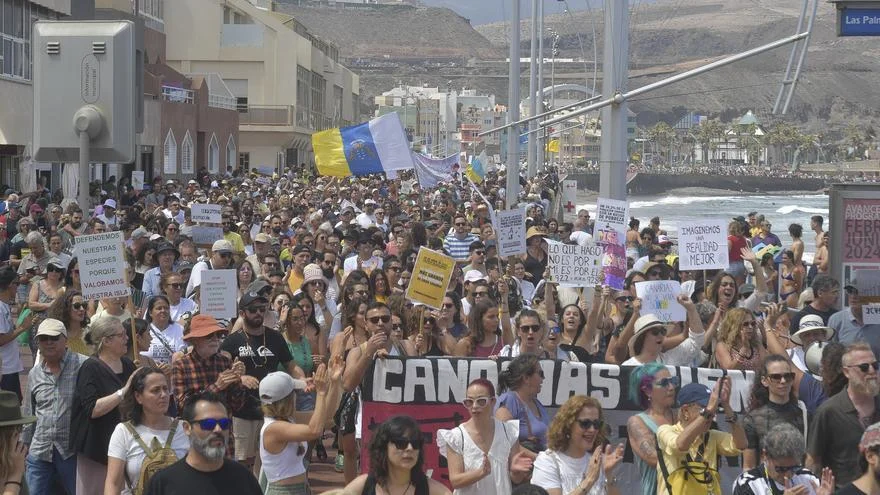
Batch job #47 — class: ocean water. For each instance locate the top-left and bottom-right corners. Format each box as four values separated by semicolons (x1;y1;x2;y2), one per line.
576;188;829;253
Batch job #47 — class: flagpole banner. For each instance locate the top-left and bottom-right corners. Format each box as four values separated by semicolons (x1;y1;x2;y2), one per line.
412;153;460;189
360;358;753;493
561;179;578;222
313;113;415;177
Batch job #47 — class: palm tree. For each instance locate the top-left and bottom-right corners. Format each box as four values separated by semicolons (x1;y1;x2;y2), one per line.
647;122;675;165
694;119;725;164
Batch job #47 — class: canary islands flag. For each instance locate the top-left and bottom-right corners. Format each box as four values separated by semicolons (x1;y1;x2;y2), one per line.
313;113;415;177
465;150;488;184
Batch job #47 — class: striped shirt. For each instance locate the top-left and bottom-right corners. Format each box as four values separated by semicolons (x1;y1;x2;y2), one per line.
443;233;478;262
22;350;88;461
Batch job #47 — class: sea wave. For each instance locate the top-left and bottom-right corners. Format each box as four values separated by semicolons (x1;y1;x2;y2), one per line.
629;196;739;209
776;205;829;215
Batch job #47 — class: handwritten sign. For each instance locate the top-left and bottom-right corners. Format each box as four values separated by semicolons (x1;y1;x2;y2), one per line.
545;239;603;287
855;269;880;322
406;248;456;309
200;269;238;319
635;280;686;322
191;204;222;224
594;197;629;245
192;226;223;247
131;171;144;190
495;208;526;257
76;231;130;300
562;180;578;222
678;219;729;271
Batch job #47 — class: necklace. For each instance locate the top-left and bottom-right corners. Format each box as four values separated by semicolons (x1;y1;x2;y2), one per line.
382;482;412;495
246;330;268;368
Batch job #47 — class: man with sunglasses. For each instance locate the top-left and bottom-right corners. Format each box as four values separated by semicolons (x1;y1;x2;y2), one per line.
807;342;880;486
186;239;234;297
21;318;86;495
732;423;831;495
462;241;488;276
143;391;262;495
831;284;880;360
443;214;478;262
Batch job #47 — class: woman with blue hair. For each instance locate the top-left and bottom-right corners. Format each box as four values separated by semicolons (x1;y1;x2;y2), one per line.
625;363;679;495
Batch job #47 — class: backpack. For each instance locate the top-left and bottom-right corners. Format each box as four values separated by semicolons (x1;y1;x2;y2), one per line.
124;420;180;495
656;431;722;495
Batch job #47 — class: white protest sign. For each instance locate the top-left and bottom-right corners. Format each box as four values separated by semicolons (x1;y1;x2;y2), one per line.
634;280;686;322
678;219;729;271
545;239;603;287
561;180;578;222
855;269;880;323
192;226;224;247
200;269;238;319
75;231;130;300
131;171;144;190
191;204;223;224
495;208;526;257
594;197;628;246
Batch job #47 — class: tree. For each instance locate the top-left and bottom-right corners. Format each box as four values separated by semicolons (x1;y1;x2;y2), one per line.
646;122;675;165
694;119;725;164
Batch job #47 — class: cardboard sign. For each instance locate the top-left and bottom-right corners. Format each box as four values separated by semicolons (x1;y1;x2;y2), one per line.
191;204;222;224
634;280;686;322
494;208;526;257
361;358;754;493
75;231;130;300
406;247;456;309
545;239;603;287
200;269;238;319
192;226;224;247
561;179;578;222
678;219;729;271
131;171;144;190
594;197;628;245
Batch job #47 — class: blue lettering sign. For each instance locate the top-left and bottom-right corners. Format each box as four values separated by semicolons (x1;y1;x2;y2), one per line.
840;8;880;36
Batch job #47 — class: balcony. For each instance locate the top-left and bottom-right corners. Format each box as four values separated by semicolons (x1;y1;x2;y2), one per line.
239;105;293;126
221;24;263;47
296;108;333;131
162;85;194;104
186;73;238;111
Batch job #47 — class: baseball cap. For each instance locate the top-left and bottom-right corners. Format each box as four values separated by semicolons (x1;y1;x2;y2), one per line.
212;240;233;254
239;291;269;308
35;318;67;338
103;199;117;209
259;371;307;404
464;270;486;283
677;383;711;407
175;260;194;273
131;227;150;240
292;244;311;256
254;233;271;243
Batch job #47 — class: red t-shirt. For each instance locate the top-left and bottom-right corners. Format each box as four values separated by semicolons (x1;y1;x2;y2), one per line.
728;235;747;262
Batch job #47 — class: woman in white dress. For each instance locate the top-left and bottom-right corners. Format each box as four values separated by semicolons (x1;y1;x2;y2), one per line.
437;379;532;495
531;395;625;495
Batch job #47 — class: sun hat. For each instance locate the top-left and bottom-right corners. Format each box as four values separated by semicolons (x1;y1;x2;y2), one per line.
184;314;225;341
790;314;835;346
627;313;666;356
254;233;271;243
677;383;711;407
35;318;67;338
0;391;36;427
526;226;546;240
259;371;307;404
155;242;180;259
103;199;117;209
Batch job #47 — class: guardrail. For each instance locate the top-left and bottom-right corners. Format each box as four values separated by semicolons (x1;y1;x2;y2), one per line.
162;85;194;104
239;105;293;126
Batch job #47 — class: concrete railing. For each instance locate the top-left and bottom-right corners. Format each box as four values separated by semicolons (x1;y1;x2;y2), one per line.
239;105;293;126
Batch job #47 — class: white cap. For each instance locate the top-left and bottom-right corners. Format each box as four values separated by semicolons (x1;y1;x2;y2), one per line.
259;371;307;404
464;270;486;283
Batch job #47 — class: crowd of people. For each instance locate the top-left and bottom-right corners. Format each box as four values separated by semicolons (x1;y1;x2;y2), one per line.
0;164;875;495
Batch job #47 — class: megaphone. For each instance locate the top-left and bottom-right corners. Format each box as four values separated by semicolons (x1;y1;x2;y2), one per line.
804;341;830;376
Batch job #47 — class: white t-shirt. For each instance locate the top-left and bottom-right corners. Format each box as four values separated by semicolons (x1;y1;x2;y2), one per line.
342;255;382;275
532;449;607;495
107;421;190;495
170;298;197;323
0;301;22;374
140;323;187;364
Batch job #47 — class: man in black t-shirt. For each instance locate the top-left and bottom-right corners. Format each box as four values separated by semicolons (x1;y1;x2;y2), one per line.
145;392;261;495
220;291;302;473
835;421;880;495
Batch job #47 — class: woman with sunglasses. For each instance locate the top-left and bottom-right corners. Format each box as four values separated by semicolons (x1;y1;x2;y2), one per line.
741;354;806;470
27;257;64;323
410;310;447;357
438;379;533;495
348;415;451;495
714;308;767;372
532;395;625;495
160;272;196;324
495;354;550;456
164;221;180;244
65;257;83;291
142;295;187;367
71;317;138;495
258;358;343;495
47;289;92;356
105;367;189;494
499;309;548;358
626;364;678;495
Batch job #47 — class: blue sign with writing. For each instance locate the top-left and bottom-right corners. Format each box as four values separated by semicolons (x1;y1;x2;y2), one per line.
840;8;880;36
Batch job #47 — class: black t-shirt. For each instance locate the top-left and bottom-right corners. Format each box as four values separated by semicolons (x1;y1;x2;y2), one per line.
220;328;293;419
835;484;868;495
145;458;262;495
790;304;837;334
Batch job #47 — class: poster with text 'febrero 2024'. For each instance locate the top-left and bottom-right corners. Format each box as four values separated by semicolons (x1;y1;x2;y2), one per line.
406;247;455;310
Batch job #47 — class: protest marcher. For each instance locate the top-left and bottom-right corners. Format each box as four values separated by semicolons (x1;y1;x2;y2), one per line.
531;395;625;495
346;415;451;495
186;239;234;297
22;318;86;494
291;292;329;365
437;379;532;495
830;284;880;358
626;363;678;495
143;391;262;495
105;367;189;495
161;273;196;324
454;297;513;358
142;295;187;367
789;275;840;335
47;289;92;356
0;390;34;495
495;354;549;455
714;308;768;372
499;309;549;358
142;242;179;299
0;267;33;399
278;303;317;411
837;421;880;495
71;317;138;495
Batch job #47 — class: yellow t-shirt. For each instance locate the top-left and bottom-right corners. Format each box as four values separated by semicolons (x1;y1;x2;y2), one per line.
287;270;304;294
656;423;741;495
224;232;245;254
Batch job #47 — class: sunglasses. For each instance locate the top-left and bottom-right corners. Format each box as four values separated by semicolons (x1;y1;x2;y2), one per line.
72;302;87;311
37;334;62;342
576;419;603;430
368;315;391;324
462;396;492;408
773;464;802;474
653;376;680;388
649;326;667;337
245;306;267;314
616;296;634;303
387;266;401;272
442;303;454;309
519;324;541;334
390;435;423;450
168;283;184;289
847;361;880;373
193;417;231;431
767;372;795;382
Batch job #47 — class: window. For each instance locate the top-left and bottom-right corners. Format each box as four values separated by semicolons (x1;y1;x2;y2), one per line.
333;85;343;125
0;0;34;80
226;136;236;171
239;152;250;171
180;131;194;174
163;130;177;174
311;71;325;115
296;65;309;111
236;97;248;113
207;134;219;174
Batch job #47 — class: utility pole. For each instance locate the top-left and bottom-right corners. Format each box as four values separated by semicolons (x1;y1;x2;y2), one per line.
527;0;538;178
598;0;630;200
506;0;521;209
537;0;544;173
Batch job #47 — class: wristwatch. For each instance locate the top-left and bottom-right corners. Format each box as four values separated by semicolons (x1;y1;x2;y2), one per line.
699;407;716;420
